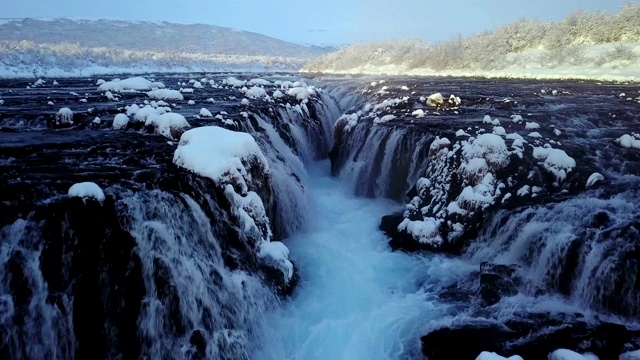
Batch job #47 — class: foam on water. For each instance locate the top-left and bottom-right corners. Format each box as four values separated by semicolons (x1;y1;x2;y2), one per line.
254;161;474;360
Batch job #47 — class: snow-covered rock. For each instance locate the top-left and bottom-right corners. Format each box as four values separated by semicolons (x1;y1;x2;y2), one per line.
272;90;284;99
187;100;195;106
620;349;640;360
199;108;213;117
55;107;74;125
112;113;129;130
412;109;425;118
532;147;576;181
173;126;269;194
68;182;105;202
426;92;444;107
224;77;246;87
244;86;267;99
374;114;396;124
147;89;184;101
98;77;164;92
586;172;604;188
475;351;523;360
258;241;294;282
616;133;640;149
145;113;190;140
548;349;599;360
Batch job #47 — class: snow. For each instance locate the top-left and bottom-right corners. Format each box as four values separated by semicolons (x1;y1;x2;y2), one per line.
335;113;359;132
456;129;471;137
258;241;294;282
548;349;599;360
112;113;129;130
224;77;246;87
511;115;523;123
287;86;315;101
374;115;396;124
46;101;53;105
130;104;170;123
272;90;284;99
411;109;425;118
92;117;101;125
476;352;523;360
249;78;271;86
187;100;195;106
462;134;509;168
448;94;461;106
493;126;506;136
401;85;409;91
98;76;164;92
426;93;444;107
528;132;543;138
398;217;443;246
244;86;268;99
173;126;268;194
241;98;250;105
532;147;576;181
68;182;105;202
483;115;500;126
192;81;203;89
616;133;640;149
620;350;640;360
525;122;540;130
147;89;184;100
199;108;212;117
56;107;74;125
145;113;190;140
586;172;604;188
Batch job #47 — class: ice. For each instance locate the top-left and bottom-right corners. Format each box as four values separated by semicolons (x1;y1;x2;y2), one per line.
68;182;105;202
112;113;129;130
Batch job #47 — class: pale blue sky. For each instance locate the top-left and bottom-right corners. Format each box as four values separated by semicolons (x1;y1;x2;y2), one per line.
1;0;631;46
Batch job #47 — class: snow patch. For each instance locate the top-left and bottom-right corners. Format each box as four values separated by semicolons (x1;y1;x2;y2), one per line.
68;182;105;202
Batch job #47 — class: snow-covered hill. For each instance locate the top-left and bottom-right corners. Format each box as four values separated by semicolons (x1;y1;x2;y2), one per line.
0;18;335;77
303;3;640;82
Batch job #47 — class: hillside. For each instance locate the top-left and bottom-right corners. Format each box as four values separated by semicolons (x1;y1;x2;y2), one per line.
0;18;335;77
304;3;640;81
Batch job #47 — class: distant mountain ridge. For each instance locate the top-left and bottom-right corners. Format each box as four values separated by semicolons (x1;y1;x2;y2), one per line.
0;18;335;59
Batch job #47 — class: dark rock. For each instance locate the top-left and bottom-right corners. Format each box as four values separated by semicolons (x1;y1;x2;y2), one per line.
479;262;519;306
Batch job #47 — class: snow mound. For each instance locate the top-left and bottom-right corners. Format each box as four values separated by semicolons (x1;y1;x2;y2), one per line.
616;133;640;149
244;86;267;99
145;113;190;140
173;126;269;194
532;147;576;181
287;86;316;101
112;113;129;130
335;113;359;132
147;89;184;101
130;104;170;123
68;182;105;202
462;134;510;168
398;217;443;246
525;122;540;130
249;78;271;86
199;108;212;117
426;92;444;107
55;107;74;125
620;349;640;360
476;352;523;360
258;241;294;282
98;77;164;92
548;349;599;360
374;114;396;124
586;172;604;188
224;77;246;87
272;90;284;99
187;100;195;106
412;109;425;118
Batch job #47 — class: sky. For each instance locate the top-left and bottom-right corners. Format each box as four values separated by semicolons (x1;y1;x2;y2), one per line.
0;0;632;46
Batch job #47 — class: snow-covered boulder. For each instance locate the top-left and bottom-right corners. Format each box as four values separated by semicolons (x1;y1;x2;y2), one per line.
98;77;164;92
112;114;129;130
224;77;246;87
244;86;267;99
55;107;74;126
68;182;105;202
145;113;190;140
586;172;604;188
616;133;640;149
548;349;598;360
426;93;444;107
475;352;523;360
147;89;184;101
199;108;212;117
